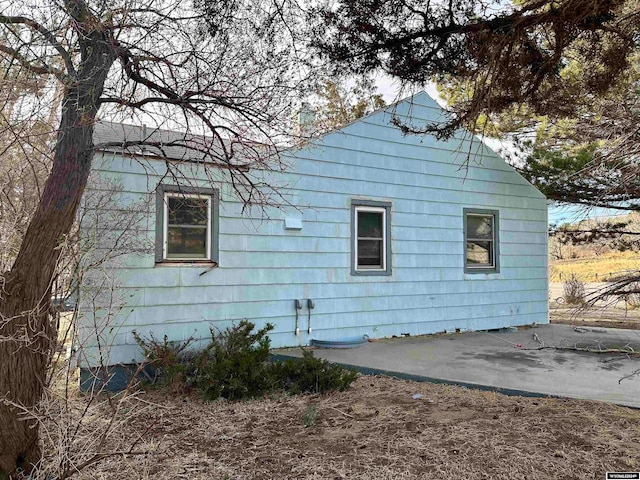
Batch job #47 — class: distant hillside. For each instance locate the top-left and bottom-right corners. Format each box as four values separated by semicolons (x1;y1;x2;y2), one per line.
549;212;640;281
550;251;640;282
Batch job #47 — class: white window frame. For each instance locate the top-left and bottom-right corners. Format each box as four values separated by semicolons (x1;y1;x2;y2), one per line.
163;192;212;261
354;205;387;272
464;210;499;272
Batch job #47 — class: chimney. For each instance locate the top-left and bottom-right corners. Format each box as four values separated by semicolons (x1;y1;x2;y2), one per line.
295;103;316;138
138;123;148;154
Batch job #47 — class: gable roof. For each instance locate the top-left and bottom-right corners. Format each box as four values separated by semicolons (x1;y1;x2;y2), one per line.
92;93;545;200
297;91;546;199
92;121;241;164
91;93;443;163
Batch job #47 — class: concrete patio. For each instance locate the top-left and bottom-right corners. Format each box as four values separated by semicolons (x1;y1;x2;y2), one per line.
274;324;640;408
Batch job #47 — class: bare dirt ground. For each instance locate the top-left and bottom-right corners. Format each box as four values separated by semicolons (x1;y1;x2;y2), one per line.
72;375;640;480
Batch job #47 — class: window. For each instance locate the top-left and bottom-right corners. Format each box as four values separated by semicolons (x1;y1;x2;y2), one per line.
464;208;499;273
351;200;391;275
155;185;219;263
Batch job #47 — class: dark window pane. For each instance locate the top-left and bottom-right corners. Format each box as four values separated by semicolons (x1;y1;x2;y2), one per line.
466;241;493;266
467;215;493;239
358;239;383;267
167;226;207;258
168;197;208;226
358;211;383;238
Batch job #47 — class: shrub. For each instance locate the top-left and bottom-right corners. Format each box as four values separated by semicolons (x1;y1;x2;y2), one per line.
563;275;586;305
132;331;194;392
192;320;275;401
302;404;319;427
134;321;360;401
271;349;359;395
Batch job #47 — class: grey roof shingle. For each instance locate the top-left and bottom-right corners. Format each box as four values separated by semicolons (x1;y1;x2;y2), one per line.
92;121;236;163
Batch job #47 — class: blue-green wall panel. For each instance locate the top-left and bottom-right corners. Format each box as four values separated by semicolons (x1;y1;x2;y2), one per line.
78;92;549;368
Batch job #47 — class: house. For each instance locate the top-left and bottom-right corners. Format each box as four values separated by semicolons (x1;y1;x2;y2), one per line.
77;92;548;389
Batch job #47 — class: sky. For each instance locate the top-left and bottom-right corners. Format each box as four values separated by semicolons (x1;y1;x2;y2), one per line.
547;205;628;226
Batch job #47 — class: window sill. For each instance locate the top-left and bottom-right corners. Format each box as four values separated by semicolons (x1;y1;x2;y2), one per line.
351;269;392;276
463;270;500;280
155;261;218;267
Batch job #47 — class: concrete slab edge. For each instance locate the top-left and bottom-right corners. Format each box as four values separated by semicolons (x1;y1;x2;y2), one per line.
270;353;560;400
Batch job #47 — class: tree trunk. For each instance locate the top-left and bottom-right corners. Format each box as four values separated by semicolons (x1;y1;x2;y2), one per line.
0;26;115;475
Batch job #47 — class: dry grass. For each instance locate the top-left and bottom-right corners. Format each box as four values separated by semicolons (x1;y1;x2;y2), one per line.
62;375;640;480
550;251;640;282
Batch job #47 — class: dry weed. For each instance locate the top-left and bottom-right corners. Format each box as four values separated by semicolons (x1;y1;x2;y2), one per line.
58;375;640;480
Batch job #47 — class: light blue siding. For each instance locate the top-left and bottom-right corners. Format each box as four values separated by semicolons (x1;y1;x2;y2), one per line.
78;92;548;367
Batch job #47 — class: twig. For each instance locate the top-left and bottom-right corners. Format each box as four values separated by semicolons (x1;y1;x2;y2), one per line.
128;415;162;453
480;331;520;347
329;406;354;418
525;346;639;356
60;449;152;479
618;368;640;384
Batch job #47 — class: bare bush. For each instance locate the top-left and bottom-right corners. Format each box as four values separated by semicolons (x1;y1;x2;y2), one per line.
563;275;586;305
619;282;640;310
24;180;158;479
624;294;640;309
0;0;315;474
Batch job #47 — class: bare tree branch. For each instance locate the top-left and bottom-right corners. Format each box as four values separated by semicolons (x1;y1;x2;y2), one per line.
0;43;66;79
0;14;75;76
